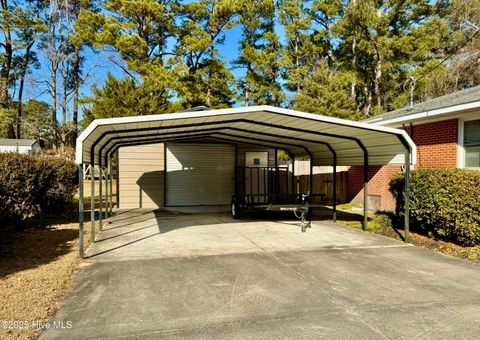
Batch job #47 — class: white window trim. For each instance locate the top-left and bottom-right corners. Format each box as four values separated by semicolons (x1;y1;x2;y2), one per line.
459;117;480;170
458;118;465;168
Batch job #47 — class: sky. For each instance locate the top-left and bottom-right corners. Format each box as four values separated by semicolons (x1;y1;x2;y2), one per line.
25;18;258;123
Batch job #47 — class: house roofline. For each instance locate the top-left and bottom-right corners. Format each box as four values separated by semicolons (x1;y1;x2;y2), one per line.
367;100;480;126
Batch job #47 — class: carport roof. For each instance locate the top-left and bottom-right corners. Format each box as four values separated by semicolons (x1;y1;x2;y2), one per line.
75;105;416;166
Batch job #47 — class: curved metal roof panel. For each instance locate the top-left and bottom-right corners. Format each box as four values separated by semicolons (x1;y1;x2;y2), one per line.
76;106;415;166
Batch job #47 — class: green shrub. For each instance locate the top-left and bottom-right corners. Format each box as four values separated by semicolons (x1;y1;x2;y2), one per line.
390;168;480;246
0;153;50;226
0;153;78;229
40;157;78;212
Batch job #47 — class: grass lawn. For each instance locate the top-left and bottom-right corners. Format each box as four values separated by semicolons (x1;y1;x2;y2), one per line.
332;204;480;264
0;181;105;340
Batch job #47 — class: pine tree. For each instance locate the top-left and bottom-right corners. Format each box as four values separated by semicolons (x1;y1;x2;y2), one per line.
234;0;268;106
0;1;44;139
75;0;179;120
335;0;450;117
235;0;283;106
293;61;357;119
418;0;480;99
82;73;178;126
310;0;343;69
279;0;320;99
173;0;238;108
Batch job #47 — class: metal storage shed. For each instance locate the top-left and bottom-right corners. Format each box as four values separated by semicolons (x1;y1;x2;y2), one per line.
75;105;416;257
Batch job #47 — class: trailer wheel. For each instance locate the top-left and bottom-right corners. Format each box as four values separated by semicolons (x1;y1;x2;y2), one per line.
231;197;241;219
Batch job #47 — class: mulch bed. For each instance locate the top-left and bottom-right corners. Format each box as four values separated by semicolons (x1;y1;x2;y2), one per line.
408;232;480;263
334;208;480;264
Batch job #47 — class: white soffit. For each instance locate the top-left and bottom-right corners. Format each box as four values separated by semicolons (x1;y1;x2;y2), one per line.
76;105;416;166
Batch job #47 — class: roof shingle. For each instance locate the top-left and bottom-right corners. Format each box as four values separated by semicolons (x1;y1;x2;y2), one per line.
364;85;480;123
0;138;38;147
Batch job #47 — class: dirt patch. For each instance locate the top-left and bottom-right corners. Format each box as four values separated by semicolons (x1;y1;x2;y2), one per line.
0;213;99;340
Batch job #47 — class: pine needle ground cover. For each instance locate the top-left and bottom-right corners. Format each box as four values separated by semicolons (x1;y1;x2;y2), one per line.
333;206;480;264
0;195;99;339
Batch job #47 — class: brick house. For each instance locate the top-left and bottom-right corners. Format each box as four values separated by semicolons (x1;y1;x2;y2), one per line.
348;85;480;211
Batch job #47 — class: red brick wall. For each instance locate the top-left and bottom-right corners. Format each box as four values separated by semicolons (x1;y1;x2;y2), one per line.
405;119;458;168
348;118;459;211
348;165;401;211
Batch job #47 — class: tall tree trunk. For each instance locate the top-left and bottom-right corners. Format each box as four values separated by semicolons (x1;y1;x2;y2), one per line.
71;0;82;146
49;1;58;148
72;44;80;145
295;35;300;94
364;84;372;117
245;63;252;106
351;36;358;110
374;51;383;109
205;39;214;107
16;40;35;139
351;0;359;111
1;0;14;138
51;58;58;148
269;61;277;106
270;72;276;106
61;58;69;145
325;15;333;69
0;40;12;109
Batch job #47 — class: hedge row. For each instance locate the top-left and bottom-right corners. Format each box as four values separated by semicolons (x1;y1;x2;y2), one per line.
0;152;78;230
390;168;480;246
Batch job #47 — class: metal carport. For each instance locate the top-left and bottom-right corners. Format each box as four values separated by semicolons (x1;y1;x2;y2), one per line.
75;105;416;258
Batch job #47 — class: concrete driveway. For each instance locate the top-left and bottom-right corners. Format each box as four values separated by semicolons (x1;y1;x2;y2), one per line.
41;209;480;339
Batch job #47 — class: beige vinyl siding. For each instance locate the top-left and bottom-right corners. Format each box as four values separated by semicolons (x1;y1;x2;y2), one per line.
118;143;164;209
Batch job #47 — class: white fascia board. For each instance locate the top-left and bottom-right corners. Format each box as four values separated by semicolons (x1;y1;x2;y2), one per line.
368;101;480;127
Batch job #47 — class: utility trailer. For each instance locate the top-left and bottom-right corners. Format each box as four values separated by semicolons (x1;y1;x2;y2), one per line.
230;165;325;231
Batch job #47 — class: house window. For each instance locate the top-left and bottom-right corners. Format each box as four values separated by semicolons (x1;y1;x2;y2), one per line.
464;120;480;168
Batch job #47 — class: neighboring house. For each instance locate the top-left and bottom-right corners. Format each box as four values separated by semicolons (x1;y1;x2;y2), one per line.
0;138;44;157
348;85;480;211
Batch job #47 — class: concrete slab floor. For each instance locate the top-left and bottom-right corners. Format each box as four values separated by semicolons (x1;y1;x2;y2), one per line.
40;210;480;339
86;209;404;261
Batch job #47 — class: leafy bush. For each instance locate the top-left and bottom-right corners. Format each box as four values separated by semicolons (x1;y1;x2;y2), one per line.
40;157;78;213
0;153;78;229
390;168;480;246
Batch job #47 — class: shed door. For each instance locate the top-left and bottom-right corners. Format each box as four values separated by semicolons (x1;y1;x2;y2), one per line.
166;143;235;206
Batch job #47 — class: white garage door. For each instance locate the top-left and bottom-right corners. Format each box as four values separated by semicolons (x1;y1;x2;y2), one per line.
166;143;235;206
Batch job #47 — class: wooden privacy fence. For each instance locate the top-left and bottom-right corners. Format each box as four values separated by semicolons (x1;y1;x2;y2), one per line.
295;172;348;205
277;161;349;205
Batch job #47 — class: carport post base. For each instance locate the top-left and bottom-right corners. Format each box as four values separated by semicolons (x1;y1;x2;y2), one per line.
99;165;103;231
363;154;368;231
90;163;95;244
332;154;337;223
404;149;411;243
78;165;84;258
105;160;109;220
